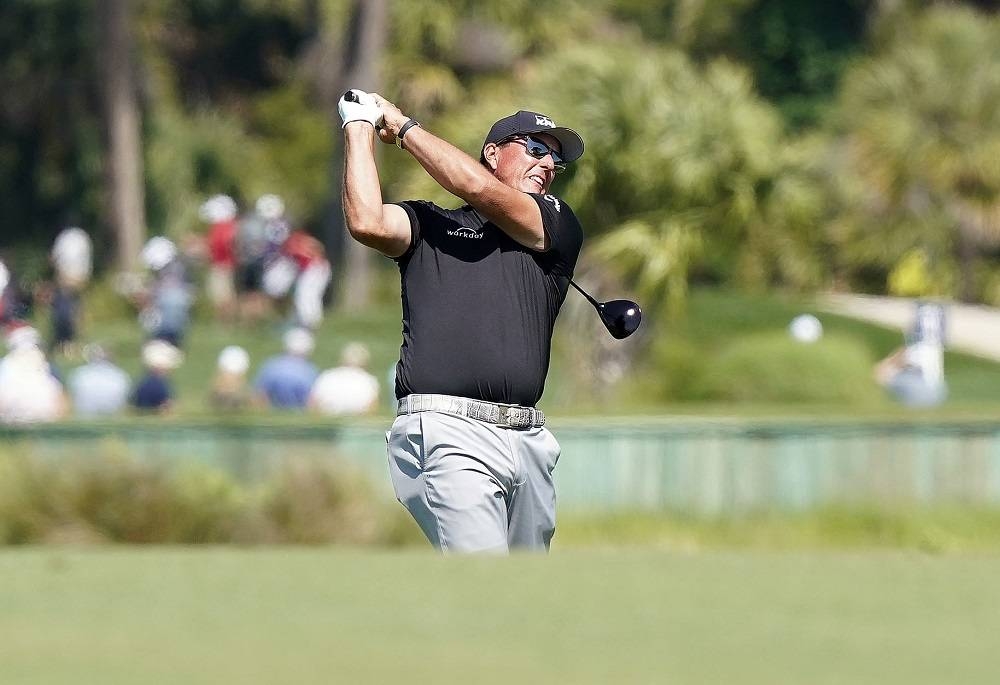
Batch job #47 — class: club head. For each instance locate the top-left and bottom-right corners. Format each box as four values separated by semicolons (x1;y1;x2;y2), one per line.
597;299;642;339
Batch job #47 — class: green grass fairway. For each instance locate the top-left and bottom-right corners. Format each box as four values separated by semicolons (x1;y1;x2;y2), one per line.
2;548;998;684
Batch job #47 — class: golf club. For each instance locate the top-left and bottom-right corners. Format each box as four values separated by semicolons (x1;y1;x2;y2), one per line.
569;279;642;339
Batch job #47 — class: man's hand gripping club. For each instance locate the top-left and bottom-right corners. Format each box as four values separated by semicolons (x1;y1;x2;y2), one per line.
338;89;383;129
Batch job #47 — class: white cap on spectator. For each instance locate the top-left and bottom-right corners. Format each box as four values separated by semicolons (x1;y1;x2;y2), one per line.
217;345;250;375
5;324;41;351
199;194;238;223
283;327;314;356
142;339;184;370
141;236;178;271
256;194;285;220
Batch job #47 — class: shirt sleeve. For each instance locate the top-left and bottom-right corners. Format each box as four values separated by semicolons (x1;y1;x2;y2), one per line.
529;193;584;277
391;201;422;264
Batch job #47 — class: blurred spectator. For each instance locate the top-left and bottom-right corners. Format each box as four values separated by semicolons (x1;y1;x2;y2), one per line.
0;260;10;324
874;301;948;408
131;339;184;414
0;259;31;325
139;237;194;347
309;342;379;416
254;327;319;410
0;324;67;423
49;283;81;356
200;194;239;323
149;269;194;348
67;343;131;418
237;194;289;324
51;226;92;292
46;226;92;357
209;345;252;411
283;228;332;330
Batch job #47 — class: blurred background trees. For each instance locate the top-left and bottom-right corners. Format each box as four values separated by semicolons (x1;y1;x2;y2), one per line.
2;0;999;305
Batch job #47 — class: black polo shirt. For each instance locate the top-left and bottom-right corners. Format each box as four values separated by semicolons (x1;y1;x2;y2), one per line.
392;193;583;406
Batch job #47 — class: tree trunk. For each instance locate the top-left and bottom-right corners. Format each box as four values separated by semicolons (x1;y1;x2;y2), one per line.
99;0;145;272
321;0;388;312
956;223;978;303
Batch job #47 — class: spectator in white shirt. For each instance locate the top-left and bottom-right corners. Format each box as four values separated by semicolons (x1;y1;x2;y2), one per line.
309;342;380;416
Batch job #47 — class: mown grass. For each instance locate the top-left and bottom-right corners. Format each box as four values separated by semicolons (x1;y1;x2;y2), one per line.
556;507;1000;554
1;547;998;685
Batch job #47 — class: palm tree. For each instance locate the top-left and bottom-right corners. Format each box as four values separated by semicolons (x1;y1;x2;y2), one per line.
834;6;1000;302
536;46;825;313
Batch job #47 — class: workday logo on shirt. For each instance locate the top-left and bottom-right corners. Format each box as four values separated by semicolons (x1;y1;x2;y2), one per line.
446;226;484;240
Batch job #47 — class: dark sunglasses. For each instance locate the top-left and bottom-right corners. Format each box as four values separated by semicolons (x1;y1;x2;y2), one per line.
501;136;566;171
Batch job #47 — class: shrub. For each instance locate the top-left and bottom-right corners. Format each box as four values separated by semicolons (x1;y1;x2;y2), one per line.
693;331;883;404
0;450;412;546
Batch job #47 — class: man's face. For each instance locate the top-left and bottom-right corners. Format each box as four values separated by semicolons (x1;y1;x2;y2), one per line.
486;132;563;194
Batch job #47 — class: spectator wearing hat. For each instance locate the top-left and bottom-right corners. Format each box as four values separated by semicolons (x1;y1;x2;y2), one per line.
253;327;319;410
200;195;240;323
0;324;67;424
236;193;288;324
0;260;10;324
138;236;194;348
0;260;31;326
131;339;184;414
47;226;92;358
209;345;252;411
309;342;379;416
67;344;131;418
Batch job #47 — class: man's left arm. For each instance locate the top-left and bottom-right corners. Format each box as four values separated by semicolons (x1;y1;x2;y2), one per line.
371;94;549;251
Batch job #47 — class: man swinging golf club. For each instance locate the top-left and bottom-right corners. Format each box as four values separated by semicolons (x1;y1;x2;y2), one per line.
340;89;586;553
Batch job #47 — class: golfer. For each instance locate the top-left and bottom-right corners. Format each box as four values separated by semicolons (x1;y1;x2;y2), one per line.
340;89;585;553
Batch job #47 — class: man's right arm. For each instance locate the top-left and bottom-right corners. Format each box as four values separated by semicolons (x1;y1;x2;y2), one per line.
342;121;411;259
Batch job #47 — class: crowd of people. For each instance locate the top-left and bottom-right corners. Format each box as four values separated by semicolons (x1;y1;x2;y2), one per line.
0;194;380;425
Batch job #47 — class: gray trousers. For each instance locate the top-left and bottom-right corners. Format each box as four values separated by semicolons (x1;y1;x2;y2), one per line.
386;411;561;553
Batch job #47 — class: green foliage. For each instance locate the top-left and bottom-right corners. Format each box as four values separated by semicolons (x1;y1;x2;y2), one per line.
832;5;1000;301
0;0;105;247
145;104;275;240
0;449;409;546
693;331;882;404
609;0;872;128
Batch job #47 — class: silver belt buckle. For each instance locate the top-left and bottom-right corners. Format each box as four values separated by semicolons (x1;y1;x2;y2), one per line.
496;404;512;428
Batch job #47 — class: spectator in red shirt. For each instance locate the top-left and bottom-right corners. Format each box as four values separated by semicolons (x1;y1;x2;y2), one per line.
282;228;331;330
199;194;239;323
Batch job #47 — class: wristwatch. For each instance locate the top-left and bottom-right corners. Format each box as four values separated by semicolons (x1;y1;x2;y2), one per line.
396;119;421;149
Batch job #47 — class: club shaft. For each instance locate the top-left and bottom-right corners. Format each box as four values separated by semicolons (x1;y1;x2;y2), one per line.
569;279;601;309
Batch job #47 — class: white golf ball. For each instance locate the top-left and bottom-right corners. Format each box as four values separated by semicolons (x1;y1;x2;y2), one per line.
789;314;823;343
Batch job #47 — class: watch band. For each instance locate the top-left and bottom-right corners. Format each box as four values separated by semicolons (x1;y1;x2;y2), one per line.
396;119;421;149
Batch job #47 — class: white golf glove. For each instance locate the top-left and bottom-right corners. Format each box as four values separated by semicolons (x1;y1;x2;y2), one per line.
338;89;382;129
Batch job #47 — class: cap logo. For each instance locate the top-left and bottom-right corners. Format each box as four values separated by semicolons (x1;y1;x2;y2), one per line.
534;115;555;128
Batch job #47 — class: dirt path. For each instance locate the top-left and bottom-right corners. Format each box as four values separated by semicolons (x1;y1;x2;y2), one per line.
822;293;1000;361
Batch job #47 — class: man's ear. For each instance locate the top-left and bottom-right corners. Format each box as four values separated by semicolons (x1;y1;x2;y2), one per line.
483;143;500;171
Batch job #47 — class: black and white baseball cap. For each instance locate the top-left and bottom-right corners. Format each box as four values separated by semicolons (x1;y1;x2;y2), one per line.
480;110;585;163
